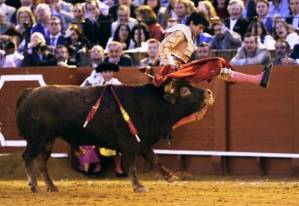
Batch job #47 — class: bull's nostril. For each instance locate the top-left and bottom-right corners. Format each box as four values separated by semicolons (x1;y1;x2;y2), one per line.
205;89;212;96
204;89;214;106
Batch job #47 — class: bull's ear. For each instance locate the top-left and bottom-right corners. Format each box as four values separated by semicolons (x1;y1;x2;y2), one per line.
163;94;176;104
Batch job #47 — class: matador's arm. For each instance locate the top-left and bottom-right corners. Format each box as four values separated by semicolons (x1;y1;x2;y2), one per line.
159;30;186;65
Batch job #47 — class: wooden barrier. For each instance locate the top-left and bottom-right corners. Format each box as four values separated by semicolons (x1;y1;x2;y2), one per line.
0;65;299;176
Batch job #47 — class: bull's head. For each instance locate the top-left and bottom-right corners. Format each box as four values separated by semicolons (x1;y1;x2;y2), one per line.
163;79;214;109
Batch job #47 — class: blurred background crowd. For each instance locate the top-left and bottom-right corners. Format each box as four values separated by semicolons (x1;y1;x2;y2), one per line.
1;0;299;68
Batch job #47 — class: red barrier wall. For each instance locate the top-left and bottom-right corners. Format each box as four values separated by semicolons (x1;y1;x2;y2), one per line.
0;65;298;176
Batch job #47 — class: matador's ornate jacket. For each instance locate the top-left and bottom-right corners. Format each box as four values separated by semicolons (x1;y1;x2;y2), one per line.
159;24;196;65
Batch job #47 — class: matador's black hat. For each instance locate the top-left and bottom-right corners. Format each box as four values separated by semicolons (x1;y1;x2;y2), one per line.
95;62;120;73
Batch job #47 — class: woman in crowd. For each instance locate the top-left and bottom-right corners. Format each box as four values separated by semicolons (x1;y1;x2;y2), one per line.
65;24;90;62
197;0;217;19
144;0;168;28
212;0;229;18
131;23;150;48
197;0;217;34
105;23;134;50
72;3;85;26
15;7;36;52
272;19;299;49
135;5;164;41
247;19;276;50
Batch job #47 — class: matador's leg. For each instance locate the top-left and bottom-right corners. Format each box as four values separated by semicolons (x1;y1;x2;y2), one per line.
218;64;273;88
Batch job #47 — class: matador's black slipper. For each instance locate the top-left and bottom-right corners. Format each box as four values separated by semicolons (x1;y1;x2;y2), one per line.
260;63;273;88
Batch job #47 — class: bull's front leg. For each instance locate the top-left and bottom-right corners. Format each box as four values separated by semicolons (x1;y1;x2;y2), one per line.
122;153;148;192
142;147;178;182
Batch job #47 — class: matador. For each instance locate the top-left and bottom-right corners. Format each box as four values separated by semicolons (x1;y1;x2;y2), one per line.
155;12;272;129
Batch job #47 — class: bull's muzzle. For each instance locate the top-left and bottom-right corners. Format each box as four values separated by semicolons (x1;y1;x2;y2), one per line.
204;89;214;106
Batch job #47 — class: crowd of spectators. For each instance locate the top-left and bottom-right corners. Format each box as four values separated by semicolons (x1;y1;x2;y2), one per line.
1;0;299;69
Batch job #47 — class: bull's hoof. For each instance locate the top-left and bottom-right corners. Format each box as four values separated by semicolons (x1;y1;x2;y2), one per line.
133;186;149;193
30;186;41;193
165;174;178;183
47;186;59;192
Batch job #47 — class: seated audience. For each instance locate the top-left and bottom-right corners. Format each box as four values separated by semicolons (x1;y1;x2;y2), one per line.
106;23;134;51
22;32;54;67
247;18;276;50
0;11;13;35
273;39;291;64
104;41;134;66
82;0;112;48
111;5;137;37
71;3;85;26
31;4;51;38
10;0;37;24
0;40;24;67
286;0;299;31
45;44;77;67
47;0;74;30
45;16;66;49
144;0;168;28
140;38;160;66
109;0;137;21
269;0;290;18
224;0;249;39
272;19;299;49
173;0;196;24
193;42;212;60
131;23;150;48
280;43;299;64
255;0;273;33
213;0;230;19
135;5;164;41
0;0;16;22
230;33;271;65
15;7;36;52
65;24;90;62
210;18;242;50
89;45;105;67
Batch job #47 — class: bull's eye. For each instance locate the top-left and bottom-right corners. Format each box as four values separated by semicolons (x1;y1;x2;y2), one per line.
180;87;191;97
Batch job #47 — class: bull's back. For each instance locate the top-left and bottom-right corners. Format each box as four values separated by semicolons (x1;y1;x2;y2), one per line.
16;86;85;137
16;85;91;121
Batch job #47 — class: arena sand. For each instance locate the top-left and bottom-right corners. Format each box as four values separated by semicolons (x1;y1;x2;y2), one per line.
0;154;298;206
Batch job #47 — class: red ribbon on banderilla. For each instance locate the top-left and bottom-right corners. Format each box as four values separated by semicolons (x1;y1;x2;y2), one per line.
83;86;107;128
83;85;141;143
110;86;141;142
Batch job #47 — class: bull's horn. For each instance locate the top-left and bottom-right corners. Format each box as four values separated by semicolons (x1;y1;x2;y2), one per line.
164;80;175;94
138;66;155;79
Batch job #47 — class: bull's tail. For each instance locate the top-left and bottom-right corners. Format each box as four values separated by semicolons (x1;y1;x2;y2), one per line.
16;88;34;111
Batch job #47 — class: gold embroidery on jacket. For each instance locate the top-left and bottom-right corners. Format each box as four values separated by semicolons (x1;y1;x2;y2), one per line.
159;30;194;65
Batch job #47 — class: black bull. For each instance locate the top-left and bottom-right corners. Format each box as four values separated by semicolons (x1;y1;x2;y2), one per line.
15;80;213;192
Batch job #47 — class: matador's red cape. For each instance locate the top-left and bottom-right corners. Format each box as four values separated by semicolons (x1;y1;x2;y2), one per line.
153;57;232;86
